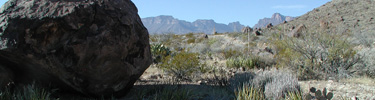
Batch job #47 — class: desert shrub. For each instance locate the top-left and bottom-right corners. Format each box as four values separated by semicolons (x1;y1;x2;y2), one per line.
252;69;300;100
273;32;362;79
185;32;194;38
150;33;181;46
357;47;375;78
187;43;211;54
226;56;273;70
230;69;300;100
211;68;231;87
187;38;195;44
159;51;204;80
207;38;219;46
227;32;245;38
222;49;242;59
195;36;206;43
184;33;208;43
151;44;171;63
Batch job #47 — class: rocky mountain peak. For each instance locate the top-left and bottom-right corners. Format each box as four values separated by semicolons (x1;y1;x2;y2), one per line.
253;13;295;28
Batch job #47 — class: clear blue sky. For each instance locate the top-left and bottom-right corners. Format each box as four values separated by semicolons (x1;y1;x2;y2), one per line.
0;0;330;26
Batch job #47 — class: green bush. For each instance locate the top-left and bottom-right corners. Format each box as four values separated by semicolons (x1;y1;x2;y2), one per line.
149;33;182;46
159;51;204;80
187;38;195;44
185;33;194;38
151;44;171;63
222;49;242;59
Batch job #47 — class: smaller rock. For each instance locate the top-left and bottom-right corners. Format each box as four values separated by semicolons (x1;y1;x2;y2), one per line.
150;74;163;79
198;80;207;85
266;23;273;28
320;20;329;29
288;24;306;37
254;30;262;36
264;47;273;54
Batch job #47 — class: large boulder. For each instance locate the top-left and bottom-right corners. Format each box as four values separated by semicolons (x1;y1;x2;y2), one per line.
0;0;151;97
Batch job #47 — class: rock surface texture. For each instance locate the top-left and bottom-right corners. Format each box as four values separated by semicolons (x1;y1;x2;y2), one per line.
0;0;151;97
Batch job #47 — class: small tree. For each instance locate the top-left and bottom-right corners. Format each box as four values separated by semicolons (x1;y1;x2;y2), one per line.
160;51;202;80
273;32;362;79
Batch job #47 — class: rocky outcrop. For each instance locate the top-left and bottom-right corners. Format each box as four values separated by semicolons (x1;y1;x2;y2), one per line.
0;0;151;97
288;24;306;37
254;30;262;36
241;26;253;34
253;13;295;28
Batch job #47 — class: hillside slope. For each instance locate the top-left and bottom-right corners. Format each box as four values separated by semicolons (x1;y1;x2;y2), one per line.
275;0;375;39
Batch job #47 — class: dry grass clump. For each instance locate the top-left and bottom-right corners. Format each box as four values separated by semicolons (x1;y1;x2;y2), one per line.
230;69;301;100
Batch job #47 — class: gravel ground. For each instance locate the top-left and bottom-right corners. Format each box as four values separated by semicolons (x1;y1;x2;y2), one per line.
299;79;375;100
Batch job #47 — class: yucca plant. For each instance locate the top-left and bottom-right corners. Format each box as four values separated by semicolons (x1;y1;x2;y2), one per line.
285;92;303;100
235;83;265;100
226;56;255;69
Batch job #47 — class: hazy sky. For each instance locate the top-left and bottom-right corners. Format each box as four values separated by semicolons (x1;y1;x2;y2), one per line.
0;0;331;26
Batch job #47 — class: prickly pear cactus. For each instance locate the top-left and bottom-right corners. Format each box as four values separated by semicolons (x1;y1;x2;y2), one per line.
305;87;333;100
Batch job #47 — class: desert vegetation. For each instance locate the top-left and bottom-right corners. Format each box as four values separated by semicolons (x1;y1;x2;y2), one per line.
125;26;371;99
1;28;374;99
2;29;373;99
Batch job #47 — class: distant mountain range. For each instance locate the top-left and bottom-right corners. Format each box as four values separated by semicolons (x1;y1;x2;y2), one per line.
253;13;295;28
141;13;295;34
141;15;244;34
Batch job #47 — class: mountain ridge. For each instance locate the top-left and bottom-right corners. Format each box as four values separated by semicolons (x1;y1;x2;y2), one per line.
141;15;244;34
